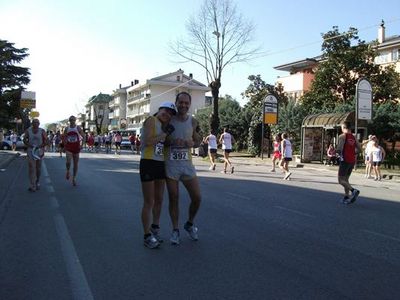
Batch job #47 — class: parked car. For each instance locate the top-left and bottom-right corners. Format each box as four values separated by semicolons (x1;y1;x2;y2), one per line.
1;135;26;150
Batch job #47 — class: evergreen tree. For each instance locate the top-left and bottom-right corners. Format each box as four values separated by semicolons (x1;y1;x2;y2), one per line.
0;39;30;128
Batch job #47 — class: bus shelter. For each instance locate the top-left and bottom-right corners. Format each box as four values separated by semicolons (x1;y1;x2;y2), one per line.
301;111;368;163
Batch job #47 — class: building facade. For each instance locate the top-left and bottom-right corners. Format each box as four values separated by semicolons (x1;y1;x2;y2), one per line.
84;93;112;133
125;69;210;132
108;84;128;131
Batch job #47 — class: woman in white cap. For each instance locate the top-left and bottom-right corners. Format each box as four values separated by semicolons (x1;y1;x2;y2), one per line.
23;119;48;191
140;102;176;249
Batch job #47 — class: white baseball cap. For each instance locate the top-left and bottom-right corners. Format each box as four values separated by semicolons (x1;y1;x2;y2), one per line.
158;102;177;115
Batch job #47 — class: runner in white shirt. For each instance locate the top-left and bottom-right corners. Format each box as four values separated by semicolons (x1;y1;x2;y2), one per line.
279;132;293;180
219;127;235;174
204;131;218;170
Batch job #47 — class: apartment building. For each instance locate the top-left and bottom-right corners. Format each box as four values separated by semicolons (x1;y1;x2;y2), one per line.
274;21;400;101
108;84;128;131
85;93;112;133
125;69;210;132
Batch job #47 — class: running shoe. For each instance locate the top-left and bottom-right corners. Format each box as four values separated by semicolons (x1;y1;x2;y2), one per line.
184;223;199;241
230;166;235;174
270;169;276;172
342;196;351;204
150;227;163;243
209;165;214;170
144;235;160;249
170;230;180;245
349;189;360;204
284;172;292;180
221;170;226;174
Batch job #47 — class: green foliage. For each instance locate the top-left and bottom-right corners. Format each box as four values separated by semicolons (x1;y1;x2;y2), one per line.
195;95;247;150
271;101;308;152
242;75;289;155
368;102;400;141
301;26;400;111
0;40;30;128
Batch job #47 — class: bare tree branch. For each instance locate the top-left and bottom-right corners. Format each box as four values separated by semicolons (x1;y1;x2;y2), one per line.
169;0;260;132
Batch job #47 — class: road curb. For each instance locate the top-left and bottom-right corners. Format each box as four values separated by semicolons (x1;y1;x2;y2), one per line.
0;151;20;170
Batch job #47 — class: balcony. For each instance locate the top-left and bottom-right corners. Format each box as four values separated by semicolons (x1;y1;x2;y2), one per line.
127;93;151;104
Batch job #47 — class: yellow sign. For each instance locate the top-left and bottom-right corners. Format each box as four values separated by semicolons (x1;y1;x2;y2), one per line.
263;94;278;125
30;111;40;118
21;99;36;109
264;113;277;124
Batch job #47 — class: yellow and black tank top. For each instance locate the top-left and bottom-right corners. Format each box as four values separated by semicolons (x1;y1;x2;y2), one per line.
140;116;165;161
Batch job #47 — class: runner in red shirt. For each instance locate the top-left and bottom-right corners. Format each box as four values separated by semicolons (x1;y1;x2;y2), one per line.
63;115;85;186
337;121;361;204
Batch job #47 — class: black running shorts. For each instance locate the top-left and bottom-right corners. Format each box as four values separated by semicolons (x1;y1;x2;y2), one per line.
338;161;354;177
140;159;166;182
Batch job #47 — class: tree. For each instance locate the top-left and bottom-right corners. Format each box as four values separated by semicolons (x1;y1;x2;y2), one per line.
0;40;30;129
195;94;246;150
170;0;259;133
301;26;400;111
242;75;288;155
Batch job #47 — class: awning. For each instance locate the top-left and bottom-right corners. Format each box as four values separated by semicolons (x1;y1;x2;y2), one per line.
302;111;368;128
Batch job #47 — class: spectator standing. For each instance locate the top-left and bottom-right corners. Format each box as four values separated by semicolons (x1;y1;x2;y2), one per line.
363;135;376;178
10;131;18;151
369;140;386;181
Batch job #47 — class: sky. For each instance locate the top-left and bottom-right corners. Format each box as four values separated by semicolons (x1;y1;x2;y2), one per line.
1;0;400;125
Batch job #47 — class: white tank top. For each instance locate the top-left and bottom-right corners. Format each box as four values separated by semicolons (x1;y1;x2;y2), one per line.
282;139;292;158
221;133;232;150
207;134;217;149
371;147;382;162
28;127;44;147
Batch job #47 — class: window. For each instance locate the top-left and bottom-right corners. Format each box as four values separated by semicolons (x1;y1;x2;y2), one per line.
392;49;399;61
375;51;391;64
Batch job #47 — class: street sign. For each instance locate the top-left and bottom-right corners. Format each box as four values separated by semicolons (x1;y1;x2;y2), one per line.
20;99;36;109
263;94;278;124
20;91;36;109
30;111;40;118
356;79;372;120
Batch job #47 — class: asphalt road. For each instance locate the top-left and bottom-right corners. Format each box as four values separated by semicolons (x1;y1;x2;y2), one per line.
1;151;400;299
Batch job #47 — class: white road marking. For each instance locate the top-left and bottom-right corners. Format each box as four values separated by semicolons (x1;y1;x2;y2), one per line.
362;229;400;243
225;192;251;200
274;205;314;218
42;163;94;300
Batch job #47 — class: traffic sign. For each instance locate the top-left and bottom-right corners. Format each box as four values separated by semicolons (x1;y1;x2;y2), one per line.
263;94;278;125
30;111;40;118
21;99;36;109
20;91;36;109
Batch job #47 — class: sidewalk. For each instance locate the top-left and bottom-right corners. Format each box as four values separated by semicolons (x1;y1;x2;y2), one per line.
194;152;400;182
